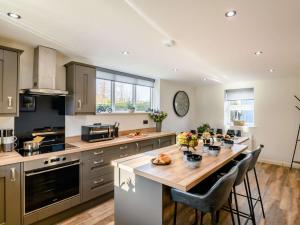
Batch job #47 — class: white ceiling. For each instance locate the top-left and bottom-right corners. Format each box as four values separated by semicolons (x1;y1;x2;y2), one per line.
0;0;299;85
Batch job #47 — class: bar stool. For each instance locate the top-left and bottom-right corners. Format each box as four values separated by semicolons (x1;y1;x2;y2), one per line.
234;145;265;220
217;154;254;225
171;166;238;225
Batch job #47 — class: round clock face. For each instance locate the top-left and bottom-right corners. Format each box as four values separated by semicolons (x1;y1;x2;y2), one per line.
173;91;190;117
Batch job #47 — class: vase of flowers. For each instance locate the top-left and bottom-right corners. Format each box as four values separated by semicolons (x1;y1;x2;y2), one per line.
148;110;168;132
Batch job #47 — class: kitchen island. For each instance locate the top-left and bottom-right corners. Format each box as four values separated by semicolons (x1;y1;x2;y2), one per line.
112;142;248;225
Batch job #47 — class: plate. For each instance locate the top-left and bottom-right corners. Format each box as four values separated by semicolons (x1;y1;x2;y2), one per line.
151;158;171;166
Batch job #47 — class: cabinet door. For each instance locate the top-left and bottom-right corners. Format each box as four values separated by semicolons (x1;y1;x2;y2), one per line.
158;135;176;148
137;139;159;153
0;163;21;225
75;65;96;114
2;50;18;114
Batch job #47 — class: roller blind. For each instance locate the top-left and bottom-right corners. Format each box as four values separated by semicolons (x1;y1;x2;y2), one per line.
225;88;254;101
96;67;155;88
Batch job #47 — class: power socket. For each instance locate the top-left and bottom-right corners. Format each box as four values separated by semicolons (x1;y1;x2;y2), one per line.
143;120;148;125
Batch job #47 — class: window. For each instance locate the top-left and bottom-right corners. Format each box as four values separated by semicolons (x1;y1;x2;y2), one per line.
135;85;152;111
114;82;133;112
224;88;254;126
96;79;112;112
96;69;154;113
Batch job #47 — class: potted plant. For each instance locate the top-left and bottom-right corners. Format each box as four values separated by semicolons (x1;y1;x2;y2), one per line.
127;103;135;113
197;123;211;137
148;110;168;132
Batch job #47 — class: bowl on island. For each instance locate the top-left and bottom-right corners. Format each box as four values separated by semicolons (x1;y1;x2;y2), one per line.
208;145;221;156
223;139;234;149
186;154;202;168
183;150;193;162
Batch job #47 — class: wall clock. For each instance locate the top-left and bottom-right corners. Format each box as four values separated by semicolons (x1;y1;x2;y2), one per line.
173;91;190;117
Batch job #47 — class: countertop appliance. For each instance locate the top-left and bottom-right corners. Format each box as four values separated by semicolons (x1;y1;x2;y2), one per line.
81;123;119;142
23;152;81;222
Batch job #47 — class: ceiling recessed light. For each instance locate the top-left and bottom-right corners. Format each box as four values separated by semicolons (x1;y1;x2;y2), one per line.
7;12;21;19
269;69;274;72
225;10;237;17
202;78;207;81
121;51;129;55
254;51;263;55
173;68;179;72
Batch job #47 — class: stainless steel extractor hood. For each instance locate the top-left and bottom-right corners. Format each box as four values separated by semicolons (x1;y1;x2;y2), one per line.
22;46;68;96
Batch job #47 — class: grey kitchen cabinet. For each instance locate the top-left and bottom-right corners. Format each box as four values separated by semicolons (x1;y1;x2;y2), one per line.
81;136;175;203
136;138;159;153
0;46;23;116
65;62;96;115
0;163;21;225
157;135;176;148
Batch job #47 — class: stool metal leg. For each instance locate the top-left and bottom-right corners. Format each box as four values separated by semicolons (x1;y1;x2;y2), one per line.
228;198;236;225
173;202;177;225
253;168;265;218
200;211;204;225
211;211;217;225
195;209;198;225
245;176;256;225
233;187;241;225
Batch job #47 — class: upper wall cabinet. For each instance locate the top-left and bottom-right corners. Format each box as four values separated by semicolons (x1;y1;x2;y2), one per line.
0;46;23;116
65;62;96;115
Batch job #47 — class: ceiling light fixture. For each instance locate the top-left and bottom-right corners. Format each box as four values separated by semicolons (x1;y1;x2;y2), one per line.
225;10;237;17
202;78;207;81
269;68;274;72
7;12;21;19
255;51;263;55
121;51;130;55
173;68;179;72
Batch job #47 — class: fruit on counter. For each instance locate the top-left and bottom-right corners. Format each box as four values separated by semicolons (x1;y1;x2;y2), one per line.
202;131;211;139
177;132;198;148
127;130;142;137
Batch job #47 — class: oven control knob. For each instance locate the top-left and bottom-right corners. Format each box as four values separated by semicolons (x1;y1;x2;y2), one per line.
62;157;66;161
44;160;49;165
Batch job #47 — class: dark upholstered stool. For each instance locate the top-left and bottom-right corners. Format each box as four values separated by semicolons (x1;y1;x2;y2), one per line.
234;145;265;222
171;166;238;225
218;154;254;225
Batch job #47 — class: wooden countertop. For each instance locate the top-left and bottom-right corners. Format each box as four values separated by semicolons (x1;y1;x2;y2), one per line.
0;132;175;166
112;142;248;192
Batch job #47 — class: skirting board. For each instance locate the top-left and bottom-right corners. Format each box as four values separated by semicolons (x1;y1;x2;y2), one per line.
258;158;300;169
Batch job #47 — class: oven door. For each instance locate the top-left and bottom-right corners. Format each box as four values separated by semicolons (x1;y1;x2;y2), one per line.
25;161;80;214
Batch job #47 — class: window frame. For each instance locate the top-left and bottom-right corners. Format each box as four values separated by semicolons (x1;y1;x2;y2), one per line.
96;78;153;113
224;89;255;127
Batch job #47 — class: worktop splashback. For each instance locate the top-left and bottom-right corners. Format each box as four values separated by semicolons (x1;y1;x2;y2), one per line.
14;94;65;145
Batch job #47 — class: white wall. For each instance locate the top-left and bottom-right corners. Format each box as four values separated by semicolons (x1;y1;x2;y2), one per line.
159;80;197;133
195;77;300;165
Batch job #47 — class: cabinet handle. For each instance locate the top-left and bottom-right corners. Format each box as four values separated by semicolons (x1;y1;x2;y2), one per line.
93;159;104;165
120;145;127;150
7;96;12;109
158;139;161;146
77;99;82;109
93;150;104;155
10;168;16;182
93;178;104;184
136;143;139;150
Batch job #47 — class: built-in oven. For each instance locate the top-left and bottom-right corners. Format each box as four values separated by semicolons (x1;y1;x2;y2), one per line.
23;152;81;225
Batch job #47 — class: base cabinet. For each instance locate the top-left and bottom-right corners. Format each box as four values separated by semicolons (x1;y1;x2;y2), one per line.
81;135;175;202
0;163;21;225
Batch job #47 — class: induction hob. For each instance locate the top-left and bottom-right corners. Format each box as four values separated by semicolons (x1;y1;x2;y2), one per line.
15;143;79;157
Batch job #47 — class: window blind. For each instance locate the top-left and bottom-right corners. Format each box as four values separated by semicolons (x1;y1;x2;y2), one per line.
96;67;155;88
225;88;254;101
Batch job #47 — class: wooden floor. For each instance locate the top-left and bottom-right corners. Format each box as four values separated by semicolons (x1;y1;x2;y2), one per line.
57;163;300;225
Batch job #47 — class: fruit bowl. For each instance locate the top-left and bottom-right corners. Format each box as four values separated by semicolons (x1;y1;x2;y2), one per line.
177;132;198;150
